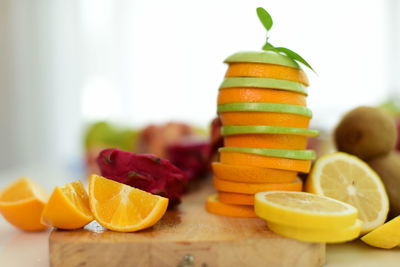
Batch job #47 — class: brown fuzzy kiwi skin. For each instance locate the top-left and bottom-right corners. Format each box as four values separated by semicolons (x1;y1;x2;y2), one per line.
368;151;400;218
334;106;397;161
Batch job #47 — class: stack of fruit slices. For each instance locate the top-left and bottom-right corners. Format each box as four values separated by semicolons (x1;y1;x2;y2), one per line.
207;51;319;217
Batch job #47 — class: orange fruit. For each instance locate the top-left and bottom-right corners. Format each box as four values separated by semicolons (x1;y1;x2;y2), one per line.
220;151;312;172
0;177;48;231
41;181;93;230
219;112;310;128
218;87;306;106
214;177;303;194
224;134;308;150
212;162;297;183
89;174;168;232
218;191;254;206
205;194;256;217
225;63;309;86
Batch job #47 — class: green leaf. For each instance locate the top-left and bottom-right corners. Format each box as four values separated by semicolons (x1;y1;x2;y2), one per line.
274;47;316;73
257;7;273;31
262;42;274;50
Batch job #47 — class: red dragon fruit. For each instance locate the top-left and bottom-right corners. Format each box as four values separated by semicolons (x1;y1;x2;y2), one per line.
166;139;211;180
97;148;189;206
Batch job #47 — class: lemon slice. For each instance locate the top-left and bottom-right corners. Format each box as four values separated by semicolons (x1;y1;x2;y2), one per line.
267;219;362;243
254;191;358;229
361;216;400;249
306;152;389;233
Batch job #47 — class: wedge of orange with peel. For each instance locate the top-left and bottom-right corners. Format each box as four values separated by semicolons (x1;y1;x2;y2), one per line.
220;151;312;172
218;191;254;206
206;194;256;217
220;112;310;128
89;174;168;232
214;177;302;194
225;63;309;86
218;87;306;106
41;181;93;230
0;177;48;231
212;162;297;183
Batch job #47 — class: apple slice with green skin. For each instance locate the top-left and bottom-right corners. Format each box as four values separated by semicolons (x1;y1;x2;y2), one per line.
220;77;308;95
224;51;300;69
219;147;316;160
222;125;319;137
217;102;312;117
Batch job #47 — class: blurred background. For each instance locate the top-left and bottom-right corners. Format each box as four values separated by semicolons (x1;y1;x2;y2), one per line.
0;0;399;174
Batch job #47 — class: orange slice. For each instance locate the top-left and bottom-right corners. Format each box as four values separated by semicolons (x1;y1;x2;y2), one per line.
0;177;48;231
89;174;168;232
205;194;256;217
218;87;306;106
212;162;297;183
218;191;254;205
220;112;310;128
224;134;308;150
225;63;309;86
41;181;93;230
214;177;303;194
220;151;312;172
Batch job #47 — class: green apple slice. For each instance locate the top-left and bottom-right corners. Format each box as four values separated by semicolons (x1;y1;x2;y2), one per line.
220;77;308;95
224;51;300;69
217;102;312;117
222;125;319;137
219;147;316;160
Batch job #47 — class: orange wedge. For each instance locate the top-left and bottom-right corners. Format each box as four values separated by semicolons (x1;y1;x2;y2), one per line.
0;177;48;231
218;88;306;106
220;151;312;172
214;177;303;194
225;63;309;86
220;112;310;128
89;174;168;232
224;134;308;150
218;191;254;205
41;181;93;230
212;162;297;183
206;194;256;217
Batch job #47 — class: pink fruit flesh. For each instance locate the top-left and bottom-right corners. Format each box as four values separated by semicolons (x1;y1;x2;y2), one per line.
97;148;189;206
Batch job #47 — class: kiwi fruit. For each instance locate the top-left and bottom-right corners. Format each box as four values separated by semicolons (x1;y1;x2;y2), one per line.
334;106;397;160
368;151;400;217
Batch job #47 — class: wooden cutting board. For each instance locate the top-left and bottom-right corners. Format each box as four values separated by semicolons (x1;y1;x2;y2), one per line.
49;180;325;267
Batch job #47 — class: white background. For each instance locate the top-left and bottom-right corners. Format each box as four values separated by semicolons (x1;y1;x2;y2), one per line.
0;0;399;170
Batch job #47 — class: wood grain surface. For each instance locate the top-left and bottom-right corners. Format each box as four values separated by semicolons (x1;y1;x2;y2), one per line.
49;180;325;267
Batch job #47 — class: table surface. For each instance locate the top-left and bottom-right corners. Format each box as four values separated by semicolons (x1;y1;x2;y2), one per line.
1;164;400;267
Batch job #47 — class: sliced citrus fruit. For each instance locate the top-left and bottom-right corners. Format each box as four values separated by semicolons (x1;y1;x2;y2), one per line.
361;216;400;249
220;77;307;95
220;112;310;128
219;147;315;160
267;219;362;243
218;88;306;106
254;191;358;229
214;177;302;194
41;181;93;230
224;134;307;150
225;63;309;85
212;162;297;183
306;152;389;233
217;102;312;117
0;177;48;231
220;151;312;172
224;51;301;69
89;174;168;232
222;125;319;137
205;194;256;217
218;191;254;206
